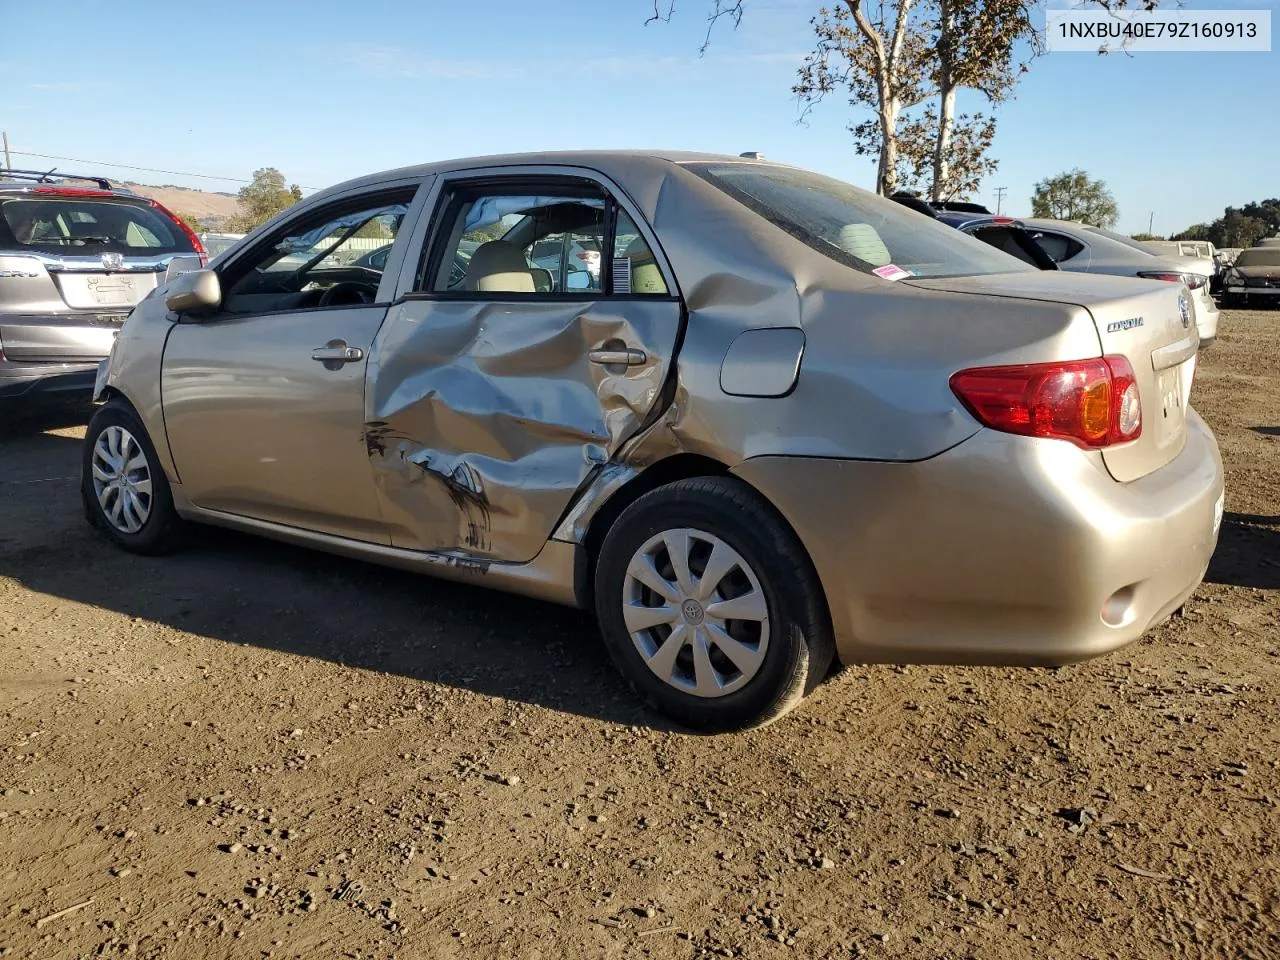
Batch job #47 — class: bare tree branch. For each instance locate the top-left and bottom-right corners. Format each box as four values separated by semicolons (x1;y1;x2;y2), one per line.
644;0;677;27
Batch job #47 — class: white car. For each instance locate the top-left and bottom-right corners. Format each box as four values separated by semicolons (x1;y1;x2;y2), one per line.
1021;219;1219;346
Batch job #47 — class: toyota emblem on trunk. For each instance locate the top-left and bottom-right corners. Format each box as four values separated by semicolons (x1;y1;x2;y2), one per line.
101;252;124;270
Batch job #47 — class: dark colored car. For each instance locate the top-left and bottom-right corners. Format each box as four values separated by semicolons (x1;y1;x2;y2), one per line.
887;195;1057;270
0;169;206;403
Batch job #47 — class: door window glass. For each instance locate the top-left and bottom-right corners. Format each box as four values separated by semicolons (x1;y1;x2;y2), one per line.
1030;231;1085;264
611;210;668;295
222;193;413;313
427;190;606;295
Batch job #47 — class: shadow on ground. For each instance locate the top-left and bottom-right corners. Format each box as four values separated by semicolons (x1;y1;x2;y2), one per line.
1207;513;1280;591
0;422;668;728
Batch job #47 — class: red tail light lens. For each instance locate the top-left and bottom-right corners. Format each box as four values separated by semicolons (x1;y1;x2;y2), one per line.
32;186;114;198
950;356;1141;449
1138;270;1206;290
148;198;208;267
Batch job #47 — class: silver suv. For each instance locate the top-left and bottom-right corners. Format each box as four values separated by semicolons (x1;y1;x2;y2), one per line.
0;169;206;403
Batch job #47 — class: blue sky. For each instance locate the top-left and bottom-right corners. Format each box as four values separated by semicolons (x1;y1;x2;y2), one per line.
1;0;1275;235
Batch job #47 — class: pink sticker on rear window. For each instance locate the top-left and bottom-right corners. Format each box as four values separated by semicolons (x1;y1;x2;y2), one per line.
872;264;910;281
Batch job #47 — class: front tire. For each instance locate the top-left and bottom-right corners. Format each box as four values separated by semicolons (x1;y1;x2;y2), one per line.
593;476;834;732
81;400;184;555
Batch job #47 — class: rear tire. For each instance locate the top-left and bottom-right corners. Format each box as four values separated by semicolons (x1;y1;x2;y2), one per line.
81;400;184;555
593;476;834;732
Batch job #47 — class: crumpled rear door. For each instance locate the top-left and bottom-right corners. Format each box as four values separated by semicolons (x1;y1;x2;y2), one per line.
365;296;681;562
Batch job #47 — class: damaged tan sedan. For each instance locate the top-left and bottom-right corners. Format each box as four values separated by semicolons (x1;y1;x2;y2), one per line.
84;152;1225;731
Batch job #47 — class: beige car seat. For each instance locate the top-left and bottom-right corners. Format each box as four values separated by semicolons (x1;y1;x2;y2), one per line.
623;237;667;294
465;240;535;293
837;223;892;267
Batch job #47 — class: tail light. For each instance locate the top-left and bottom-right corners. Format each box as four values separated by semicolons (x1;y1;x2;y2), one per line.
1138;270;1206;290
32;186;115;198
950;356;1141;449
148;198;208;267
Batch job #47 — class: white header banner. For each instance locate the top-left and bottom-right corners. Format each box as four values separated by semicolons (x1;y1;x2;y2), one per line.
1045;9;1271;51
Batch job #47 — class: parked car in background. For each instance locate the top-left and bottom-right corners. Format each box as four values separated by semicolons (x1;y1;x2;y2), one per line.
934;211;1059;270
1211;248;1241;295
1256;237;1280;248
0;169;206;403
1144;239;1216;261
83;151;1222;731
1220;246;1280;308
199;232;245;260
1020;219;1219;345
888;194;1057;270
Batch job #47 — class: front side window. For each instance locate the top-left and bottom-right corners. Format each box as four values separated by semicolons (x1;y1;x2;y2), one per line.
0;197;193;255
687;162;1032;279
221;192;412;312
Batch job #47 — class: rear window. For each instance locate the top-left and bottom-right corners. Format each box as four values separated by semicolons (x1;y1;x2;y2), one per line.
0;197;193;255
1235;248;1280;267
687;163;1033;279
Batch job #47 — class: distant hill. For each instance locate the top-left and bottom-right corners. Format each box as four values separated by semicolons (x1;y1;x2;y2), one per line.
122;181;241;229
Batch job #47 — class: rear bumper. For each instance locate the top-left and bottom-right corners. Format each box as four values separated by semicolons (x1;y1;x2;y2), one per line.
0;359;100;399
1226;286;1280;296
732;410;1224;667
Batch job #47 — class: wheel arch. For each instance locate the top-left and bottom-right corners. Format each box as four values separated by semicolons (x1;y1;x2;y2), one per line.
576;453;835;651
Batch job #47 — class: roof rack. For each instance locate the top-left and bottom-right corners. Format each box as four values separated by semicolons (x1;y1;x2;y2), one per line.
0;167;116;191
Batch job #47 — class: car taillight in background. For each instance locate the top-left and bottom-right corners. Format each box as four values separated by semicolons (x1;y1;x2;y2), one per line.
950;356;1141;449
1137;270;1207;290
148;198;208;267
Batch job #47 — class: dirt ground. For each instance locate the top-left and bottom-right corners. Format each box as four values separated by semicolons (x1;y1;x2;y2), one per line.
1;310;1277;960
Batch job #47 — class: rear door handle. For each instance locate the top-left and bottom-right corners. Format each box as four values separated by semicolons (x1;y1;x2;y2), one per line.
311;341;364;364
588;347;647;366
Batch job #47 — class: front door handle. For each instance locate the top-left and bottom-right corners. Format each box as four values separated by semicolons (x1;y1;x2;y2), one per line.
311;340;364;365
588;346;647;366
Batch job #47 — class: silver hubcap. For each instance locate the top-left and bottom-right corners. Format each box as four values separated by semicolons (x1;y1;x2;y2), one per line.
91;425;152;534
622;528;770;698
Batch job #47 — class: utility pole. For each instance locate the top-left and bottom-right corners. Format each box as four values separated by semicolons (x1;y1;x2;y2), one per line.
1148;211;1154;236
2;131;10;170
994;186;1007;216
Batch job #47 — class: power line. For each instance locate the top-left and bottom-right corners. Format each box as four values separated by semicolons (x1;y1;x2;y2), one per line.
5;148;320;191
993;186;1008;216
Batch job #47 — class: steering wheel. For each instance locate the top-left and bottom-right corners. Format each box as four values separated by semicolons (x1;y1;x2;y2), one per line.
318;281;377;307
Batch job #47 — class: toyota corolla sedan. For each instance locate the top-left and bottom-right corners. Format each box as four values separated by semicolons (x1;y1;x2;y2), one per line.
83;152;1224;731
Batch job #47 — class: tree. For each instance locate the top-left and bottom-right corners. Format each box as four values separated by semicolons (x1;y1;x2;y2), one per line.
795;3;931;196
894;108;998;200
1130;232;1162;241
1172;202;1276;249
174;211;205;234
793;1;1032;198
229;167;303;232
928;0;1033;200
1030;169;1118;226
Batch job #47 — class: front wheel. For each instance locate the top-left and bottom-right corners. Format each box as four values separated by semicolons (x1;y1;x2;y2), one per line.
81;400;184;554
593;476;834;732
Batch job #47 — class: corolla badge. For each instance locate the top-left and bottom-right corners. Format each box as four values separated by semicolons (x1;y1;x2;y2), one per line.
1177;293;1191;329
1106;317;1143;333
101;251;124;270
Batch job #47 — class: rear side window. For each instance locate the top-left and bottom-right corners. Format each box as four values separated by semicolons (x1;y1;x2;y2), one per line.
0;197;194;255
1030;231;1086;264
969;226;1041;266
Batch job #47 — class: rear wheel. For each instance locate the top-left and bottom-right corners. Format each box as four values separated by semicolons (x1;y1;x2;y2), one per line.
593;476;834;732
81;400;184;554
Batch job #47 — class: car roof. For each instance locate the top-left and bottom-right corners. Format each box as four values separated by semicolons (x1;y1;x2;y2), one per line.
312;150;779;198
935;211;1026;229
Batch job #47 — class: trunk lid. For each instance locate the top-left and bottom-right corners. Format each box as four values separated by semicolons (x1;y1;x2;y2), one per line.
907;271;1197;482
